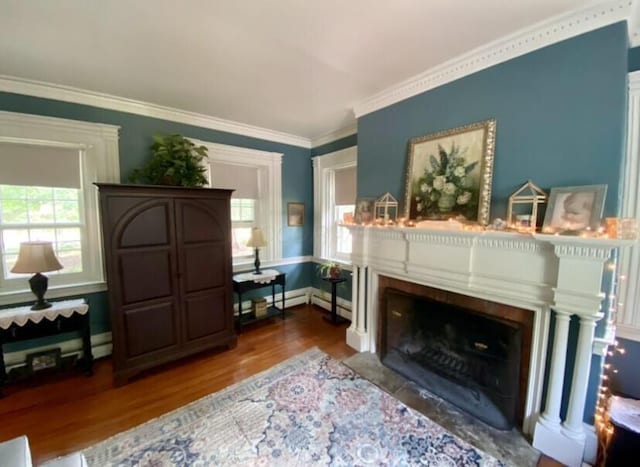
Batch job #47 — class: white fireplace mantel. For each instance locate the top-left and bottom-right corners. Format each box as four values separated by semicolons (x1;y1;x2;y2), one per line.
346;225;633;467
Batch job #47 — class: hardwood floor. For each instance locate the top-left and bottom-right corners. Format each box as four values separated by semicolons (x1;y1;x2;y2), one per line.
0;304;354;464
0;304;562;466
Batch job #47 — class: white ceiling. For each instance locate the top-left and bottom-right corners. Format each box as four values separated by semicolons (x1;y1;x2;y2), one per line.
0;0;623;141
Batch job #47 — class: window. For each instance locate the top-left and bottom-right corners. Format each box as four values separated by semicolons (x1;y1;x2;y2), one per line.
0;111;120;304
313;147;357;262
193;140;282;268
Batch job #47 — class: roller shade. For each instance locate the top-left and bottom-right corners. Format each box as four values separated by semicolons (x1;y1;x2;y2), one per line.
334;166;356;205
210;162;258;199
0;142;81;189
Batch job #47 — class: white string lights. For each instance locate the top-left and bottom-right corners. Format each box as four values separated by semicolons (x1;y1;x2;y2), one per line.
594;259;626;467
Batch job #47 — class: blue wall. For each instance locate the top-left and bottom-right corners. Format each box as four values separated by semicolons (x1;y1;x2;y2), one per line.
629;46;640;72
356;22;629;423
358;23;627;220
0;91;315;346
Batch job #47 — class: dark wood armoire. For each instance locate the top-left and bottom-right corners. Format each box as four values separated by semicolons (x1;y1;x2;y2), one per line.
95;183;237;386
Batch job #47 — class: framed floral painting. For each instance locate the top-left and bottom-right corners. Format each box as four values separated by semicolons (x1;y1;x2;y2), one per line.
403;119;497;225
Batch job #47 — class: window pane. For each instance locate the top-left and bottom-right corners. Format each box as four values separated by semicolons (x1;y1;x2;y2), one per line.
56;228;81;242
55;200;80;222
28;199;55;223
232;226;253;257
335;205;355;255
0;185;27;200
3;254;19;279
54;188;78;201
2;229;29;255
29;228;55;242
231;198;256;223
55;249;82;273
26;186;53;200
1;199;28;224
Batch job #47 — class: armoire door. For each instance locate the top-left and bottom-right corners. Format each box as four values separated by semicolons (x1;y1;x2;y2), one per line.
175;197;233;349
107;196;181;371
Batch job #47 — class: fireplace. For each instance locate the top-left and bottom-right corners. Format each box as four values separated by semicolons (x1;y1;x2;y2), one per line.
378;277;533;430
345;225;625;466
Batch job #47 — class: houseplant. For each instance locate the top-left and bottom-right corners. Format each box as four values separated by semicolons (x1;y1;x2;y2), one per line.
129;134;209;187
317;261;343;279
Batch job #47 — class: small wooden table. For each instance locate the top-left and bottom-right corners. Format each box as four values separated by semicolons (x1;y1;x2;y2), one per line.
233;270;286;331
322;277;349;325
0;299;93;396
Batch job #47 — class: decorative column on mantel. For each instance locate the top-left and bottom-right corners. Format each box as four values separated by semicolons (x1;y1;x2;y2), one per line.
532;235;624;467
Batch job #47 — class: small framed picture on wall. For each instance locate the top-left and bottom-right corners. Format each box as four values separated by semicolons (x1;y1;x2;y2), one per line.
288;202;304;227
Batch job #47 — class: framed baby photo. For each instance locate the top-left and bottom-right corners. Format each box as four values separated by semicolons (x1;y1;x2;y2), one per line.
354;197;375;224
542;184;607;232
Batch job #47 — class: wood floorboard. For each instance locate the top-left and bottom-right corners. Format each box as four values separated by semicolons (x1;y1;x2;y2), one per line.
0;304;561;466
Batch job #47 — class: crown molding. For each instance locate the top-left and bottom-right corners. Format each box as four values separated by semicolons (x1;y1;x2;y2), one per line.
0;75;312;149
310;123;357;148
630;0;640;45
354;0;635;118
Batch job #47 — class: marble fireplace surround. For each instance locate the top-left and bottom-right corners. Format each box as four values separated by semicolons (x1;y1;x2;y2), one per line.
345;225;630;467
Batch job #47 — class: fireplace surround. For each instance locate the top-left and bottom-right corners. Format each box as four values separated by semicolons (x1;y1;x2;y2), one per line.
379;279;533;430
345;225;631;467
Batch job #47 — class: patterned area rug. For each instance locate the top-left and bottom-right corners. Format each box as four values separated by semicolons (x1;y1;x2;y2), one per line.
83;348;504;466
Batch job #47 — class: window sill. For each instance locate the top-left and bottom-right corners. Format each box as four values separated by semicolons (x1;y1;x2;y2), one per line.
0;281;107;307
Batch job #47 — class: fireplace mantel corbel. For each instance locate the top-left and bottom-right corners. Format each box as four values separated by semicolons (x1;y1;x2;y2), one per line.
346;225;633;467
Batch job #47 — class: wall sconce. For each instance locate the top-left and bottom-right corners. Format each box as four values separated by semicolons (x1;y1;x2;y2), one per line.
246;227;267;274
11;241;63;310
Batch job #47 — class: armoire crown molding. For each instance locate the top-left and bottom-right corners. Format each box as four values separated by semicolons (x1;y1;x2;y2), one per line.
354;0;636;118
0;75;312;149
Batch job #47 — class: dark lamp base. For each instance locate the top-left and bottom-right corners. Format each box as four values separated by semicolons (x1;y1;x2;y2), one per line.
29;272;52;311
253;248;262;275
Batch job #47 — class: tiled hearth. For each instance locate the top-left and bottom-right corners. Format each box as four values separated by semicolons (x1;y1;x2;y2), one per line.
345;225;630;467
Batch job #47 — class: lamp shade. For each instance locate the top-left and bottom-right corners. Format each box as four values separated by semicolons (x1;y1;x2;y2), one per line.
246;227;267;248
11;242;63;273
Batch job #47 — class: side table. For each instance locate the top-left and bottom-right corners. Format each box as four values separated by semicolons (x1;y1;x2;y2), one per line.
0;299;93;396
322;277;348;325
233;269;286;331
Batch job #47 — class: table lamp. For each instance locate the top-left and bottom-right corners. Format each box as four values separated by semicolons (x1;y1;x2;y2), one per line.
11;241;63;310
246;227;266;274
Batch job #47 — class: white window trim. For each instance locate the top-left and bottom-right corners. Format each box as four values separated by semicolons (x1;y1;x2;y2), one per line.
312;146;357;262
618;71;640;341
0;111;120;305
192;140;283;266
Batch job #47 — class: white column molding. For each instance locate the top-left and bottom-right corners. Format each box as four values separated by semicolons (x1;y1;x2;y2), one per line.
617;71;640;342
563;314;602;438
538;310;572;427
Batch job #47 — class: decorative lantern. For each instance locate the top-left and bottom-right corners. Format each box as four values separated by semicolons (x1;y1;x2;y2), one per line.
374;192;398;224
507;180;547;232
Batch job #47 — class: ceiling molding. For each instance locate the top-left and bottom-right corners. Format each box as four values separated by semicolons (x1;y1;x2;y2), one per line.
310;124;357;148
630;0;640;45
0;75;312;149
354;0;635;118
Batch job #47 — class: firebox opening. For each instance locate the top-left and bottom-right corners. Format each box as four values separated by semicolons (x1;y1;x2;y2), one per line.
381;287;524;430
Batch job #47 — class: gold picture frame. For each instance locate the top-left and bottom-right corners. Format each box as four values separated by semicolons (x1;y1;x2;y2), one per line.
287;202;304;227
403;119;497;225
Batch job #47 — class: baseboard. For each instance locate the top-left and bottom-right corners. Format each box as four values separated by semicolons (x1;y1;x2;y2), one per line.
233;286;311;314
4;331;112;370
310;287;352;319
4;287;314;369
583;423;597;466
